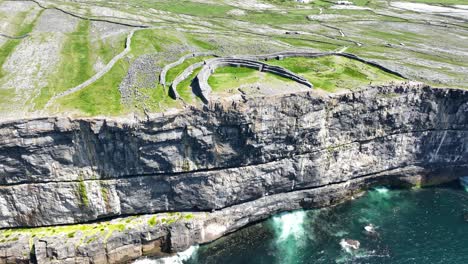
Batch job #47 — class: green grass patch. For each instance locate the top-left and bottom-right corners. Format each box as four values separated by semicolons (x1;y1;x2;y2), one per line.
208;67;258;92
140;85;182;112
96;33;127;64
35;19;93;110
55;59;128;116
241;10;309;25
136;0;233;17
131;29;182;57
165;56;212;85
186;35;217;50
0;10;42;79
131;29;161;56
267;56;403;92
176;68;201;104
207;66;302;94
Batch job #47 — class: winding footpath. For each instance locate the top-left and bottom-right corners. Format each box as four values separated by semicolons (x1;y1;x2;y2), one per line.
44;29;137;109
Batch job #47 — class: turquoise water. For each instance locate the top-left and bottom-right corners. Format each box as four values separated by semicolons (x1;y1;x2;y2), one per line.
137;185;468;264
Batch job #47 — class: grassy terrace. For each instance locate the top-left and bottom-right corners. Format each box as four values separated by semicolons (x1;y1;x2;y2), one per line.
267;56;403;92
207;66;299;95
176;67;202;104
0;212;195;245
208;56;403;94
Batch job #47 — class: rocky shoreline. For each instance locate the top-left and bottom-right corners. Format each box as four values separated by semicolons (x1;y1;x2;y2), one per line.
1;83;468;263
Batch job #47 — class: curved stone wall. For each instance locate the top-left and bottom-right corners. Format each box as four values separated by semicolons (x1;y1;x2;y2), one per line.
195;57;313;102
169;61;205;100
182;51;405;103
159;52;216;87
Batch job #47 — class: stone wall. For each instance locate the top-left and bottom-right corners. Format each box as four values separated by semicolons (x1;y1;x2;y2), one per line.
159;52;216;87
191;51;405;103
195;57;312;102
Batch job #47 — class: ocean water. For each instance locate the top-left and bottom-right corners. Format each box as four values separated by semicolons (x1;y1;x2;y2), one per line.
136;185;468;264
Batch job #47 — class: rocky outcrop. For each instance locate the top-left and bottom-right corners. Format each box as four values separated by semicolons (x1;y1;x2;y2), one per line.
1;83;468;230
1;83;468;263
0;169;427;264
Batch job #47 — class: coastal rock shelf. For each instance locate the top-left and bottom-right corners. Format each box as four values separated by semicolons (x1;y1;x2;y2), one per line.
1;84;468;263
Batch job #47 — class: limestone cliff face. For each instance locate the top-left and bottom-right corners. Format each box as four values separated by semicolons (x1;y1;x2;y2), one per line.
1;84;468;228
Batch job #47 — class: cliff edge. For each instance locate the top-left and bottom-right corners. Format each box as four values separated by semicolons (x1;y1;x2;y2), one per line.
1;83;468;263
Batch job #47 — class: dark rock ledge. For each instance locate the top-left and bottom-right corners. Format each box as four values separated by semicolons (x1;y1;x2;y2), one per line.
1;83;468;263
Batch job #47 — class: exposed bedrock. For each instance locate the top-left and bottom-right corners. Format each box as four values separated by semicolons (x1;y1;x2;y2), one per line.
1;84;468;229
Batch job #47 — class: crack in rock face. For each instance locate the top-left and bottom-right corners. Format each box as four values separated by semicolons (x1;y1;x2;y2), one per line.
0;84;468;263
1;83;468;228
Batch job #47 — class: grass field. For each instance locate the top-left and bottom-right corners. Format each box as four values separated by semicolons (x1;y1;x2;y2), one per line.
55;59;128;116
208;56;403;94
268;56;402;92
208;66;306;95
175;68;202;104
35;19;94;110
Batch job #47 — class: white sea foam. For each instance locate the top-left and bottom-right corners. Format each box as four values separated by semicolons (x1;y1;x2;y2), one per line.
272;210;306;241
374;186;390;194
132;246;198;264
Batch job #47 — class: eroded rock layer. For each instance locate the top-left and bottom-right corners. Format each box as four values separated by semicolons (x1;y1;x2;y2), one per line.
1;84;468;230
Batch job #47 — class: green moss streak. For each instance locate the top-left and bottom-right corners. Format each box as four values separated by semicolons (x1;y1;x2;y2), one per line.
78;179;89;207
